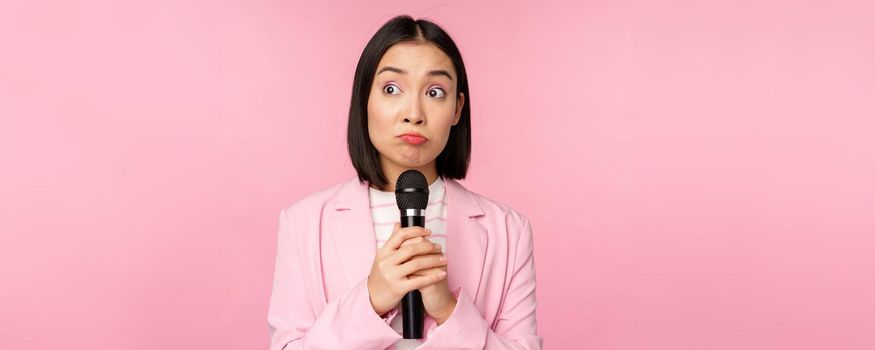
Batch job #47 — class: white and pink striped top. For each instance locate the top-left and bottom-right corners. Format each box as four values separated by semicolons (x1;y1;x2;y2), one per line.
368;176;447;349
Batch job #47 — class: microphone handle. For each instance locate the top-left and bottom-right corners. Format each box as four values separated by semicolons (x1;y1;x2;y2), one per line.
400;214;425;339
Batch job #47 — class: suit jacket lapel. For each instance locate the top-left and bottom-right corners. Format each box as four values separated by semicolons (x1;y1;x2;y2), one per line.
329;176;488;303
444;178;487;302
330;177;378;290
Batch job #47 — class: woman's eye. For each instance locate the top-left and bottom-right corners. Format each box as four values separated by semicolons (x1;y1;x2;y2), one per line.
428;87;446;98
383;83;401;95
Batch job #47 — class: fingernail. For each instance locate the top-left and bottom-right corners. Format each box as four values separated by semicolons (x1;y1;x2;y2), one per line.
437;271;447;277
439;256;448;263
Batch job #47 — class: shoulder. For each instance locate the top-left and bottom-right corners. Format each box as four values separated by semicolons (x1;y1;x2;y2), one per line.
279;176;357;220
453;182;538;270
449;179;532;234
455;183;538;270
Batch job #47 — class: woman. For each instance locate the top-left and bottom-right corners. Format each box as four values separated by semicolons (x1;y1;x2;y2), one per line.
268;15;542;349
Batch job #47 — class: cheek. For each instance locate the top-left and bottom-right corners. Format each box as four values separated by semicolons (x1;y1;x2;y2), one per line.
366;117;386;145
367;93;396;120
426;104;458;130
368;110;389;129
426;120;455;151
367;103;394;145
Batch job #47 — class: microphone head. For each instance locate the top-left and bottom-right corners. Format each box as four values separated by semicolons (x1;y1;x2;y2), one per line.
395;170;430;210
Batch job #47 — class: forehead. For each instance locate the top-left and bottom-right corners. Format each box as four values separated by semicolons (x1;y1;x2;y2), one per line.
377;42;455;76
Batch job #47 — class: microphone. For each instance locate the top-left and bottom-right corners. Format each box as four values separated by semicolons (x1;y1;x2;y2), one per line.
395;169;429;339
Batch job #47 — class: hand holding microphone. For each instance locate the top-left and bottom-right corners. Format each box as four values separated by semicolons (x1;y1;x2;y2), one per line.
368;169;455;339
367;224;448;316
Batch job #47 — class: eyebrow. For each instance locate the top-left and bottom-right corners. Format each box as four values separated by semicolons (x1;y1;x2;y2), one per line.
377;66;453;81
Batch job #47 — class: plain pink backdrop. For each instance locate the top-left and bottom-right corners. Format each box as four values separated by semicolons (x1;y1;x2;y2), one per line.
2;0;874;349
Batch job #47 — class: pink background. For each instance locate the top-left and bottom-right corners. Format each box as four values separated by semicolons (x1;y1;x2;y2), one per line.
2;0;874;349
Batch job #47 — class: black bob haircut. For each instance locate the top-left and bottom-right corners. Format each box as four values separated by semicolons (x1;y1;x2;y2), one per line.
347;15;471;191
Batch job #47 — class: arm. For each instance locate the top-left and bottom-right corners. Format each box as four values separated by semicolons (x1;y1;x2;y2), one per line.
267;208;402;350
419;217;543;349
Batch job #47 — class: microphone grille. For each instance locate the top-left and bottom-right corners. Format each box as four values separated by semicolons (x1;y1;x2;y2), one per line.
395;170;429;210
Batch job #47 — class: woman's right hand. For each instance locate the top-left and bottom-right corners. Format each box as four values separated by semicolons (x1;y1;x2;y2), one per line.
367;222;448;316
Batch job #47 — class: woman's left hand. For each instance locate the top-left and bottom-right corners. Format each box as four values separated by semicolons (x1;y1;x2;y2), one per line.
399;237;457;325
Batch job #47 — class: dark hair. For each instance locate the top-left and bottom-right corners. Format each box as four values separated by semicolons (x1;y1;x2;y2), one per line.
347;15;471;191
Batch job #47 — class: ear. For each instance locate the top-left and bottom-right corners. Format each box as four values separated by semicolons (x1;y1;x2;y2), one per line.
452;92;465;126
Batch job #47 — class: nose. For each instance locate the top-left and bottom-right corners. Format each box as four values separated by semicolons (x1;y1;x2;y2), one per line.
402;94;425;125
403;116;424;125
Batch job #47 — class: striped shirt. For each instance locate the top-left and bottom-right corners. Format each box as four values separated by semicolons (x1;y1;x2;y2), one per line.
368;176;447;349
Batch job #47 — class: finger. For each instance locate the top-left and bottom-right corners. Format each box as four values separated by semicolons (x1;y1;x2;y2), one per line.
384;224;431;251
389;241;443;265
407;264;448;277
402;270;447;291
377;222;404;257
398;252;447;276
399;236;431;248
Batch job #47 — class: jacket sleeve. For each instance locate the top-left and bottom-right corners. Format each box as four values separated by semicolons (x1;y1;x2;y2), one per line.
267;208;403;350
418;217;543;350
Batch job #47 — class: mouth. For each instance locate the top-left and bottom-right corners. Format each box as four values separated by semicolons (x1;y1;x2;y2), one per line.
398;133;427;145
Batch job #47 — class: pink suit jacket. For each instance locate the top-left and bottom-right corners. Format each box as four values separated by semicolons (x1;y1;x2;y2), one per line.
268;176;542;349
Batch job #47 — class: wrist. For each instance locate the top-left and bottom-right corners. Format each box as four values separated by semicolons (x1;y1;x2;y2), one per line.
367;275;391;316
434;299;457;325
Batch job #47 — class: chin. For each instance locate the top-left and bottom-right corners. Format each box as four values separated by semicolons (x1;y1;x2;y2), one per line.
398;160;426;168
393;156;432;169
